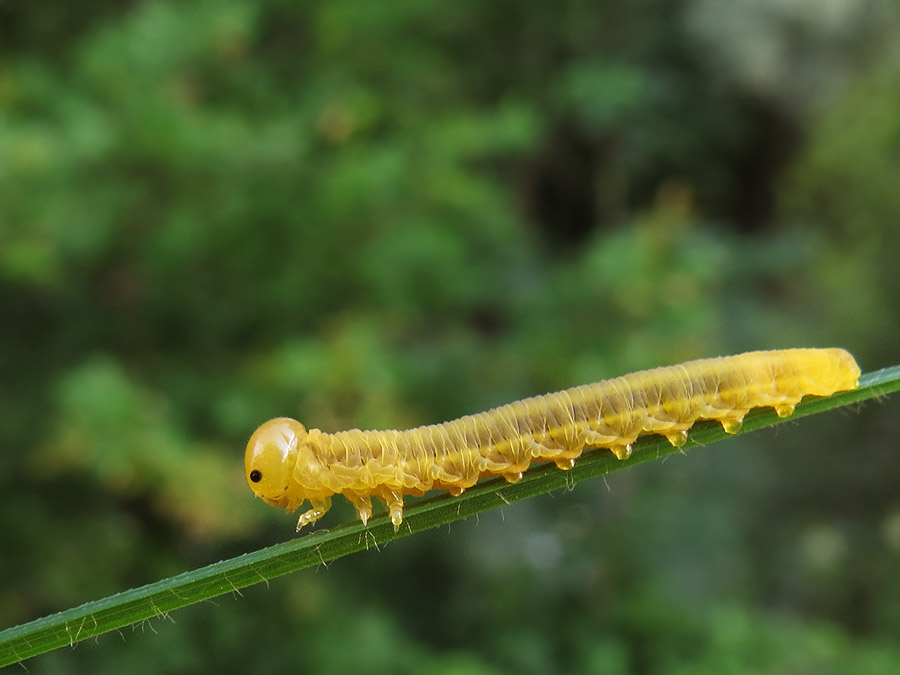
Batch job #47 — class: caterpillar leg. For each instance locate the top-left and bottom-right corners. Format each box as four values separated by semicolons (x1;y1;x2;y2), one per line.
583;430;619;448
775;403;796;418
609;444;633;460
295;497;332;532
376;488;405;532
719;416;745;434
525;437;565;460
346;492;374;526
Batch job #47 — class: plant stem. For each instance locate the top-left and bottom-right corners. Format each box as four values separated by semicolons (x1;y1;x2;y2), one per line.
1;365;898;667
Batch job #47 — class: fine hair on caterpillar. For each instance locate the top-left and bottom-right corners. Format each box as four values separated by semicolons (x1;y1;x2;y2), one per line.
245;348;860;532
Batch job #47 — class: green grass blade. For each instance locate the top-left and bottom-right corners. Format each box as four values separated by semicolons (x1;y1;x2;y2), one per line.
2;365;899;666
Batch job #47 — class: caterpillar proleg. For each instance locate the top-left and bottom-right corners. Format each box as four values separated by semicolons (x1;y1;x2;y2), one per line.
245;348;860;531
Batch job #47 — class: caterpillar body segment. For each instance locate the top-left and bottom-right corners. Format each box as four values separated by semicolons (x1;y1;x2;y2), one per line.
245;348;860;532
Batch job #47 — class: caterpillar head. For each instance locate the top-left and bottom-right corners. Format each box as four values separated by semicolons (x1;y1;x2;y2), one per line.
245;417;314;512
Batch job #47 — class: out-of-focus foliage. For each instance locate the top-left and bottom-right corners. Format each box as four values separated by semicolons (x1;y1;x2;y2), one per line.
1;0;899;672
782;60;900;365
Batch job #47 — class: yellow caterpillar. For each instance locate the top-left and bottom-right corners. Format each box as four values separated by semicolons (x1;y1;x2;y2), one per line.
245;348;860;531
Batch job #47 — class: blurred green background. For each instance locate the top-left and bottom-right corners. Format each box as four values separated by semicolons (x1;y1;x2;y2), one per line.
2;0;900;672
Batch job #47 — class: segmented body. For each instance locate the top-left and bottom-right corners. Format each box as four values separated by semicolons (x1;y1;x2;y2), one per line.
245;348;860;531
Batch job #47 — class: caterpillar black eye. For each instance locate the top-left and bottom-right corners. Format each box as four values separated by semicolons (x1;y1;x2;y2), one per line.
249;470;262;483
